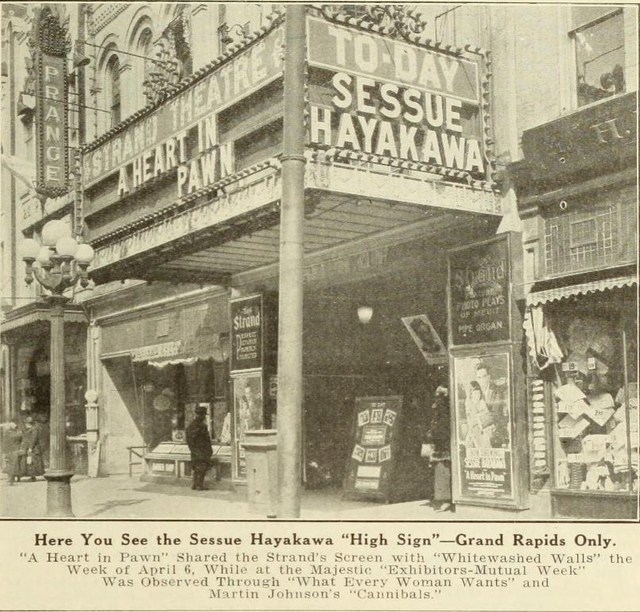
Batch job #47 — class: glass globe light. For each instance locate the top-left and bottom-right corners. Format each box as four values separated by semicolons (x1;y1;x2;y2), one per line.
74;243;95;264
357;305;373;324
55;236;79;257
20;238;41;259
41;219;71;247
36;246;52;267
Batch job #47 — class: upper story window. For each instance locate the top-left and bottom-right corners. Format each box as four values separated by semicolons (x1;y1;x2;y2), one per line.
106;55;121;127
571;9;626;108
133;26;153;111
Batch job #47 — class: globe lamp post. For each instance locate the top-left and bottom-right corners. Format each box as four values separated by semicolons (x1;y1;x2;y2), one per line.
20;220;95;517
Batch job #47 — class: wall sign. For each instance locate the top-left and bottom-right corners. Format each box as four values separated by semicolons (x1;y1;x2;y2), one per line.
33;8;69;198
449;236;511;346
230;294;263;373
521;91;637;185
452;352;515;502
306;16;487;181
343;396;403;502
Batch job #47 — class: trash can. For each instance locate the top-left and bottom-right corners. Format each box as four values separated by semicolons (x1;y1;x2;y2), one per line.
241;430;278;517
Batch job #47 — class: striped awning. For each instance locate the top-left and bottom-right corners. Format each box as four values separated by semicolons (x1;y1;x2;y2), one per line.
527;275;637;306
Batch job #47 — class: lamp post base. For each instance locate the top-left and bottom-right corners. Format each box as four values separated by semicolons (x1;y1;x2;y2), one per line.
44;471;74;517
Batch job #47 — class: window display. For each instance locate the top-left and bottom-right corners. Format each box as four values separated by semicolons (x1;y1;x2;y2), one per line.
549;308;637;494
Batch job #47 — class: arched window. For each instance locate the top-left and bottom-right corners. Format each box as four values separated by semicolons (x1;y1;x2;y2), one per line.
132;23;153;111
105;55;121;127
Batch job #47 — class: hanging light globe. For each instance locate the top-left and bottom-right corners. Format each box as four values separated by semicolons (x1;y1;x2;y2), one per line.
36;246;52;267
20;238;41;259
357;305;374;324
55;236;79;257
41;219;71;247
74;243;95;264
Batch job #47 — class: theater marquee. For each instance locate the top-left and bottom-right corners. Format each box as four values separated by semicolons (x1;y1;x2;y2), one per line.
306;16;488;181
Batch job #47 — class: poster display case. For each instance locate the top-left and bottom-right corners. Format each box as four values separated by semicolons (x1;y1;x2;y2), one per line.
447;233;528;509
231;371;264;480
451;351;515;503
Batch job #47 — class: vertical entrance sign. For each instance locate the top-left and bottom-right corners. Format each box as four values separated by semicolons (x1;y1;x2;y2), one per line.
230;295;264;374
33;7;70;199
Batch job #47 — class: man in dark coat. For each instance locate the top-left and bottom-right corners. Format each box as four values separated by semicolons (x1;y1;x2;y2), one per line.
186;405;213;490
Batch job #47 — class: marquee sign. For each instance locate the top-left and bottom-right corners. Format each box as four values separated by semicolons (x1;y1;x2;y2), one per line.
306;16;488;181
83;25;285;189
91;167;281;270
33;8;70;198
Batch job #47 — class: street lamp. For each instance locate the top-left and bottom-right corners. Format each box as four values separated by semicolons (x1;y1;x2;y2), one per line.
20;219;95;517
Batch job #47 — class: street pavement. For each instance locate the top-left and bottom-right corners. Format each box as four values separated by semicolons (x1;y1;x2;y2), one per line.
0;472;550;520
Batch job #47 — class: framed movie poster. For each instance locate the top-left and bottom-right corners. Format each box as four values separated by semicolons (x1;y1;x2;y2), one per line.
232;371;264;479
451;350;517;505
401;314;447;363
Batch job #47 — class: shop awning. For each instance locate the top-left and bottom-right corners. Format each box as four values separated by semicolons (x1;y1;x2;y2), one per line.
526;275;637;306
130;332;227;368
1;302;87;335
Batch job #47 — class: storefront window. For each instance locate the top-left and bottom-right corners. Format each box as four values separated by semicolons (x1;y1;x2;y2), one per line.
549;297;637;494
572;10;625;107
134;360;219;449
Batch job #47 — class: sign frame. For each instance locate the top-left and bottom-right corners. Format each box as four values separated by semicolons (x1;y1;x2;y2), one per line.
229;294;264;374
306;16;480;104
231;371;264;480
401;314;447;364
33;8;70;198
449;344;527;509
448;234;513;348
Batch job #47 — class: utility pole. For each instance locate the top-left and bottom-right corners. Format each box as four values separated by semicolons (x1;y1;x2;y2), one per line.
277;4;306;518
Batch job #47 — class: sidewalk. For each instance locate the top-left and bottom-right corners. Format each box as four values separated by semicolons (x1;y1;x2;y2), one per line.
0;472;551;520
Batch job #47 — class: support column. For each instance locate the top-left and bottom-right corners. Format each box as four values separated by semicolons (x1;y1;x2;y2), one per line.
45;295;74;517
277;5;306;519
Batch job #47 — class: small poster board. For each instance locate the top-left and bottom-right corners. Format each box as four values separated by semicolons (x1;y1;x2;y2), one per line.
343;396;403;502
232;372;263;479
401;314;447;363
